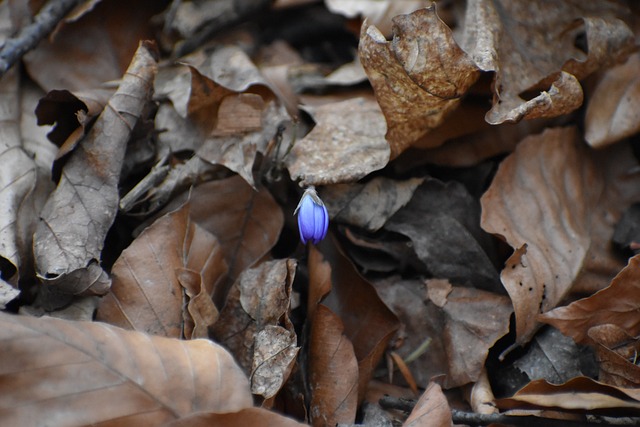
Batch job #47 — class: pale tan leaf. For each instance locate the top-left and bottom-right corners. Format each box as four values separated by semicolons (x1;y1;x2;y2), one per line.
403;382;453;427
251;325;299;399
96;201;226;339
164;407;307;427
359;6;480;158
285;97;390;186
585;52;640;148
33;41;158;295
0;312;252;425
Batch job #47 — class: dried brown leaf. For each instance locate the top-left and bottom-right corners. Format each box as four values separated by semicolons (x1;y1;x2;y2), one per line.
585;52;640;148
459;1;635;124
403;382;453;427
0;312;252;425
480;127;599;344
589;324;640;388
309;304;359;427
359;6;480;158
285;97;390;186
321;177;423;232
22;0;164;91
313;238;400;399
496;377;640;414
33;41;157;295
540;255;640;345
186;176;284;283
212;259;298;399
96;201;226;339
164;407;307;427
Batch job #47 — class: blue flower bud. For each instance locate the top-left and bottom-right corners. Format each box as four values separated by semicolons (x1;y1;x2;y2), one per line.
295;187;329;245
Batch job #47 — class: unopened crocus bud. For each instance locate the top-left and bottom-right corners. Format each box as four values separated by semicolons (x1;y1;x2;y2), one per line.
295;187;329;245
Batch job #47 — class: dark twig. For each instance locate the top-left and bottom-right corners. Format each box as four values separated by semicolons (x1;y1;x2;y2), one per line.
0;0;84;77
378;396;640;427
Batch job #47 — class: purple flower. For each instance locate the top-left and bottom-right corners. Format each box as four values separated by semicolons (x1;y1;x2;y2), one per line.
295;187;329;245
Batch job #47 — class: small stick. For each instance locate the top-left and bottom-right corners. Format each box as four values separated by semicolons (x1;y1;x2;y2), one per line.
0;0;84;77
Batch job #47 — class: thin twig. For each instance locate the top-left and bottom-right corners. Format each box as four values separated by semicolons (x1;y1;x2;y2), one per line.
378;396;640;427
0;0;84;77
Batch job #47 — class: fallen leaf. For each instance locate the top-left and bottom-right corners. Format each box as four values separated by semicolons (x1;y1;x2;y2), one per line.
313;238;400;399
22;0;165;91
285;97;390;186
164;407;307;427
481;127;600;344
309;304;359;427
326;0;428;37
496;377;640;415
585;52;640;148
186;176;284;284
458;1;635;124
33;41;157;295
359;6;480;158
403;382;453;427
0;312;252;425
387;178;500;292
96;200;226;339
374;277;511;389
540;254;640;345
588;324;640;388
321;177;423;232
211;259;298;399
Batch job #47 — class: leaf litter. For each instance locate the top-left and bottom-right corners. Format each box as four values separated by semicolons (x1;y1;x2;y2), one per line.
2;0;640;425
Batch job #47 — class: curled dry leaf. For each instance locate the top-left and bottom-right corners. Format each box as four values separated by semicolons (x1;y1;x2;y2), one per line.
0;312;252;425
285;97;390;186
458;0;635;124
403;382;453;427
33;41;158;295
496;377;640;415
96;200;226;339
540;254;640;346
481;127;599;344
309;304;359;427
211;259;298;400
359;6;480;158
585;52;640;148
321;177;423;232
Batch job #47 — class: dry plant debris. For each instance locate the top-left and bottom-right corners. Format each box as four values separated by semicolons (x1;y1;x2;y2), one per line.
1;0;640;426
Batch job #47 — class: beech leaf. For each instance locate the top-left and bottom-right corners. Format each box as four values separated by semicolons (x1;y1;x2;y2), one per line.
33;41;158;295
0;312;252;425
284;97;390;186
96;200;226;339
359;6;480;158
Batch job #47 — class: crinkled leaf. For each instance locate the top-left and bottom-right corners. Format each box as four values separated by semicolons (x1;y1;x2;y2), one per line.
589;324;640;388
96;201;226;339
359;6;480;158
0;312;252;425
33;41;157;295
459;0;635;124
285;97;390;186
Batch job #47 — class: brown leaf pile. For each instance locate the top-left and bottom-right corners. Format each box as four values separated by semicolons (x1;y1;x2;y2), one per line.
2;0;640;425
